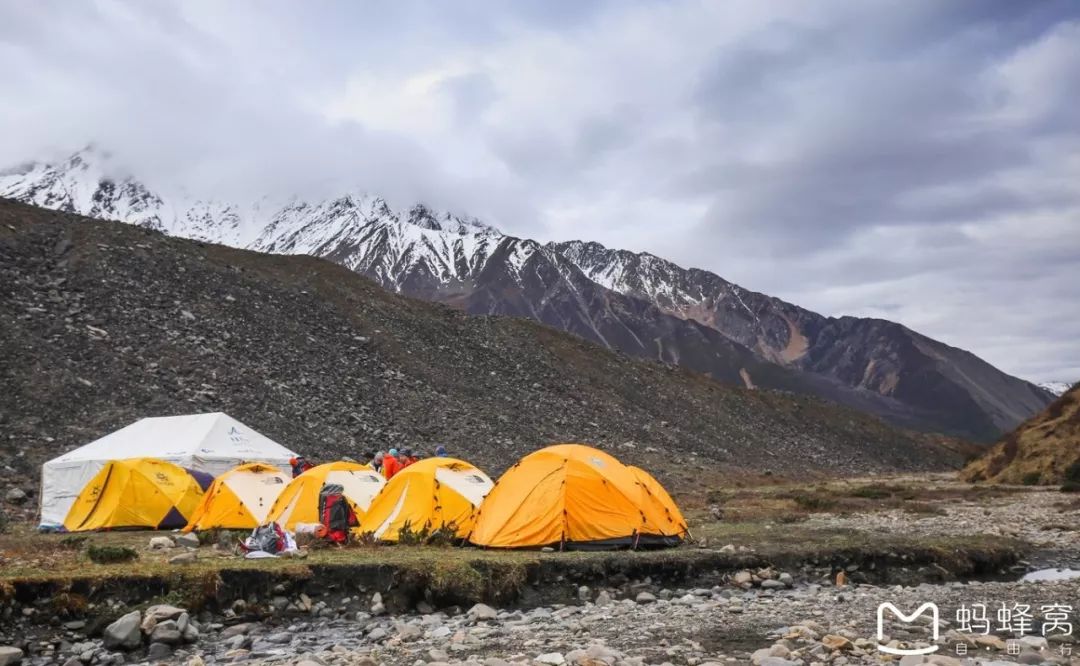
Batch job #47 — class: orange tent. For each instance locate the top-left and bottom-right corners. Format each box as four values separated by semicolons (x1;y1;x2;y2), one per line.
354;458;492;542
183;463;289;531
469;444;687;549
266;461;384;529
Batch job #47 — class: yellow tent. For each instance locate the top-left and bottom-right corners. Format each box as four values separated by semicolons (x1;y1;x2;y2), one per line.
266;461;385;529
469;444;688;549
63;458;209;532
627;465;689;540
354;458;493;542
183;462;289;531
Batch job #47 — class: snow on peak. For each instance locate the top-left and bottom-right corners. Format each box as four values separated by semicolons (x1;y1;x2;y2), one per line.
1039;381;1073;396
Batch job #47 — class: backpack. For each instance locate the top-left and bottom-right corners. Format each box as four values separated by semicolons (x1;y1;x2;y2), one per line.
244;522;286;554
318;484;357;544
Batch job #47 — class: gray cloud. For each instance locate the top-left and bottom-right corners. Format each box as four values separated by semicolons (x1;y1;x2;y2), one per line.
0;0;1077;383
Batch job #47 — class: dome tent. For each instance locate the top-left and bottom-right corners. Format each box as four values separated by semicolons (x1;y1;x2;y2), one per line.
266;461;385;529
40;412;296;528
183;463;290;531
63;458;210;532
469;444;688;550
355;458;493;542
626;465;688;543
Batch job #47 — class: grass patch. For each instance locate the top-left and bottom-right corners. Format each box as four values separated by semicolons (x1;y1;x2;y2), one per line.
86;545;138;564
844;486;893;500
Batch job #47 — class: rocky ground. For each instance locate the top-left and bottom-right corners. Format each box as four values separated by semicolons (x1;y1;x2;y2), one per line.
2;481;1077;666
4;564;1077;666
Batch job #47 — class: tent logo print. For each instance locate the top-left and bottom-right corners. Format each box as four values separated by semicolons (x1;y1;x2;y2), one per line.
876;602;940;655
227;427;249;444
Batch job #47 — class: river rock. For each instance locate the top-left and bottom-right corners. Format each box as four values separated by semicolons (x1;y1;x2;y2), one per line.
169;552;196;564
535;653;565;665
468;603;498;621
0;646;23;666
220;623;253;639
760;580;786;590
103;611;142;650
821;634;852;651
150;623;183;646
635;592;656;604
146;643;172;660
397;623;423;641
4;488;27;504
141;605;186;633
733;570;753;586
595;590;613;607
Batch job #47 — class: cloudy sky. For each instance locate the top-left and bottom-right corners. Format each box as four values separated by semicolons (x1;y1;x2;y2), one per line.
1;1;1078;383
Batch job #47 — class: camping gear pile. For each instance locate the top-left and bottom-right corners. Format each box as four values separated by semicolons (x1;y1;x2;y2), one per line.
41;413;688;550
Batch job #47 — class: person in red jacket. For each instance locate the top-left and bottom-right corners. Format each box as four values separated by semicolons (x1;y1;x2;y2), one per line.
382;448;402;479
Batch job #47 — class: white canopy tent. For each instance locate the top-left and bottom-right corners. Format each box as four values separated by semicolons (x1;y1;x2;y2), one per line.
40;412;297;528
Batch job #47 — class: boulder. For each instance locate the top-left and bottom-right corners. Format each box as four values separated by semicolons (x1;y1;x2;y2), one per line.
468;603;498;621
4;488;27;504
0;646;23;666
733;570;753;586
595;591;613;607
535;653;565;665
168;552;196;564
173;533;201;549
103;611;143;650
635;592;656;604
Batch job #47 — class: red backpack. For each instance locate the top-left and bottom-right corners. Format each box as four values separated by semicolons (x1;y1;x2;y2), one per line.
318;484;358;543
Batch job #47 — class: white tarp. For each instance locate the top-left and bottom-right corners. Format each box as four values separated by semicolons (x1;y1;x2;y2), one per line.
40;412;297;528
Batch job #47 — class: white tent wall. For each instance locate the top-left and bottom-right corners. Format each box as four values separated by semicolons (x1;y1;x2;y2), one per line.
39;413;297;527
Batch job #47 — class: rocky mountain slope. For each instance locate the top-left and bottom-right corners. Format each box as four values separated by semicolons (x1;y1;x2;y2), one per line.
0;147;1052;441
963;383;1080;485
0;198;964;514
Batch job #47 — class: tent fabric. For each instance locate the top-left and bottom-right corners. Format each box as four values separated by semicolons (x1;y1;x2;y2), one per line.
468;444;688;550
183;463;290;531
266;461;385;529
626;465;689;546
354;458;493;542
62;458;207;532
39;412;297;528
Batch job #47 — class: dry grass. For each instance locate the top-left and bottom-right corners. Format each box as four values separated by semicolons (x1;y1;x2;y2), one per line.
702;476;1023;523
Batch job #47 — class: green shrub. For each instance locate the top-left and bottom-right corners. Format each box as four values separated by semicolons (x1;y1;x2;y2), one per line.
59;535;88;550
86;545;138;564
1021;472;1041;486
1062;459;1080;492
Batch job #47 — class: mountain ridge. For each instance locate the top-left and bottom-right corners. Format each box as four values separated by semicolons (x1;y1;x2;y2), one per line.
0;146;1053;441
0;197;963;517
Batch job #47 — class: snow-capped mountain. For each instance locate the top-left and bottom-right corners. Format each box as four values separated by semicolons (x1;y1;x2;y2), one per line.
1039;381;1073;397
0;146;1055;441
